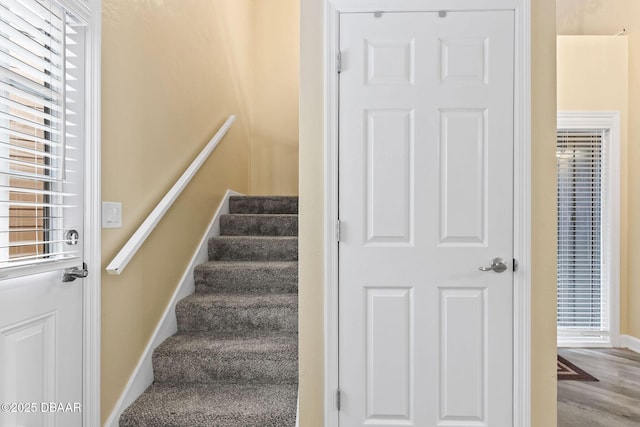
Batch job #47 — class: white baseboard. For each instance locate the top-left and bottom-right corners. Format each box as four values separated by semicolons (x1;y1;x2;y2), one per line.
105;189;242;427
620;334;640;354
558;342;613;348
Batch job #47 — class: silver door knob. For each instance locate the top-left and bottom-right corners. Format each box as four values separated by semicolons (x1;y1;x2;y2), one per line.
479;257;508;273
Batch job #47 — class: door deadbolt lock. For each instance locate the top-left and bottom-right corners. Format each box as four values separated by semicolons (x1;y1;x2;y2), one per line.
479;257;508;273
65;229;79;245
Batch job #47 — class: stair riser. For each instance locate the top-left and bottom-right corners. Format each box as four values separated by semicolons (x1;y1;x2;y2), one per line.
209;238;298;262
229;196;298;215
153;353;297;385
220;215;298;236
176;305;297;333
194;264;298;294
119;383;297;427
122;413;295;427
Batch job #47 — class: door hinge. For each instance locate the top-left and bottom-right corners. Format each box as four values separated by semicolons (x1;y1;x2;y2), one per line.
513;258;518;272
337;51;342;73
336;220;341;242
336;388;341;411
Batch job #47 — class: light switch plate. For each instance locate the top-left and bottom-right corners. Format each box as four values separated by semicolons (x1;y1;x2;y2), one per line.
102;202;122;228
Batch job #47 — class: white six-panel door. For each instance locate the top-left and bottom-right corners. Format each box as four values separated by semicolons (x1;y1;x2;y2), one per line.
338;11;514;426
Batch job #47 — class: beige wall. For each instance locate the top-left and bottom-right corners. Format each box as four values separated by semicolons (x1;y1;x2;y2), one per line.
299;0;325;424
630;1;640;341
531;2;558;425
557;0;640;342
101;0;253;423
299;1;558;426
556;35;629;334
251;0;300;195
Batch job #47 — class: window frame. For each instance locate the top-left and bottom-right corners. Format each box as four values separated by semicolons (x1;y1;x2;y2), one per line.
0;0;84;279
557;111;620;348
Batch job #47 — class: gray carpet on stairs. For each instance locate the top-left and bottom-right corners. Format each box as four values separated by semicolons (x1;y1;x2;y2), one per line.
176;293;298;333
120;196;298;427
209;236;298;262
120;383;297;427
220;214;298;236
194;261;297;294
229;196;298;215
153;332;297;384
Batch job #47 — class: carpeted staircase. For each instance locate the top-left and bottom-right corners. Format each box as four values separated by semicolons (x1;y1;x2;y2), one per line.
120;196;298;427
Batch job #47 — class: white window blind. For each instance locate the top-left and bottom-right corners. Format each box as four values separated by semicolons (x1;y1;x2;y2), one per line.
0;0;80;269
557;128;609;341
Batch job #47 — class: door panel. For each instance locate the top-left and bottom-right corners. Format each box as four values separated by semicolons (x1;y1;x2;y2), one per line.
439;288;486;422
365;287;412;420
0;274;83;427
365;109;413;244
339;11;514;427
0;9;86;426
439;109;487;245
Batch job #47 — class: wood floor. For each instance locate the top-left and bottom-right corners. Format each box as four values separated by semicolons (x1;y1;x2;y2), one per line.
558;348;640;427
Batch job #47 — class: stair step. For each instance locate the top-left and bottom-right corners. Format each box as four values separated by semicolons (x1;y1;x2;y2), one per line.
220;214;298;236
209;236;297;261
176;293;297;333
229;196;298;215
194;261;298;294
119;383;297;427
153;332;297;385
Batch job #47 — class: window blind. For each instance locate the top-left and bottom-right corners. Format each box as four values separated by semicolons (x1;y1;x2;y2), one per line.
557;128;609;339
0;0;80;269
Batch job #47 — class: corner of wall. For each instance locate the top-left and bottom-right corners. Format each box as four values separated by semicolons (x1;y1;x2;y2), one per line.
250;0;300;196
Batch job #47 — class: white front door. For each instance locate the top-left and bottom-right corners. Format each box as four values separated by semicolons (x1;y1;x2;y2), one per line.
339;10;515;426
0;2;87;426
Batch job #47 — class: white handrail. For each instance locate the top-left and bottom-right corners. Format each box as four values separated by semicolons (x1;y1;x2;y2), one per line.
106;115;236;275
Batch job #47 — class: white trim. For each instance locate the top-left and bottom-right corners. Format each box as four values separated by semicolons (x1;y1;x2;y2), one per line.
83;0;101;425
104;189;241;427
556;111;621;348
558;342;613;349
620;335;640;354
323;2;340;427
327;0;528;11
323;2;531;426
106;116;236;275
512;2;531;426
55;0;91;25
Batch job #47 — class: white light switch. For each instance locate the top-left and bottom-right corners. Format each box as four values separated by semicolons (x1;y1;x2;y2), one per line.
102;202;122;228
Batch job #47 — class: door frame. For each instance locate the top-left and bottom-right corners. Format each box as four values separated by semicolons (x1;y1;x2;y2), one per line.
322;1;531;426
68;0;102;425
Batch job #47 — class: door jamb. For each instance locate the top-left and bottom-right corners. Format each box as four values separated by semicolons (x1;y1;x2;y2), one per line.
323;1;531;426
82;0;102;425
